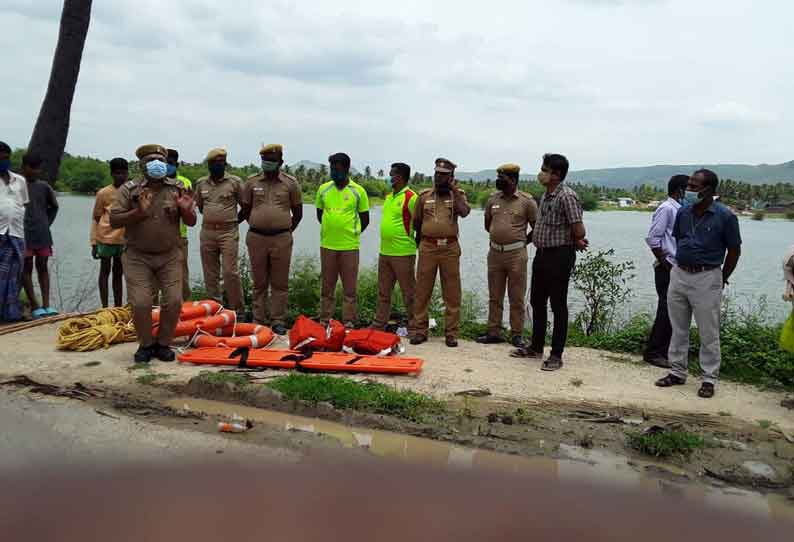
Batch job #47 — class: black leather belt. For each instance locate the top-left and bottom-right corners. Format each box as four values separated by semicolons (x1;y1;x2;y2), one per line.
678;264;719;274
250;227;291;237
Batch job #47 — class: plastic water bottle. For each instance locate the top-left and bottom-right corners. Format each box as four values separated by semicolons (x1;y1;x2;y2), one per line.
218;421;251;433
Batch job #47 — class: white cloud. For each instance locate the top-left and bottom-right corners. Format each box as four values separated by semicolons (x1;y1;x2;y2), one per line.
1;0;792;172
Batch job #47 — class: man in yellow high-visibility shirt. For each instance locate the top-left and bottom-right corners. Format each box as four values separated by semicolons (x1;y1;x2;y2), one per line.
315;152;370;327
167;148;193;301
372;162;417;336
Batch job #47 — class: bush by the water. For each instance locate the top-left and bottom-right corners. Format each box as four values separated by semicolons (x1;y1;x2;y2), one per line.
267;374;445;422
626;430;705;458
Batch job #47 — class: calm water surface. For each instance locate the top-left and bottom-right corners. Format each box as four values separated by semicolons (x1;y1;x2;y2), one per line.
50;195;794;320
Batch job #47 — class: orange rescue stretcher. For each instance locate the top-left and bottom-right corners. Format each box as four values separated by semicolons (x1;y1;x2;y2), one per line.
177;347;423;375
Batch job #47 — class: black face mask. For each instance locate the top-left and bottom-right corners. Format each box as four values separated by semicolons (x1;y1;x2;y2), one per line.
495;179;508;191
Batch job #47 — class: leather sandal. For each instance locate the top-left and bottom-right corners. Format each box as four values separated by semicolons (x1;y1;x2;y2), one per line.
655;374;686;387
698;382;715;398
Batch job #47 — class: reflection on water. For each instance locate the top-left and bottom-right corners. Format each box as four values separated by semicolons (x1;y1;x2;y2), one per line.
170;398;794;522
54;195;794;319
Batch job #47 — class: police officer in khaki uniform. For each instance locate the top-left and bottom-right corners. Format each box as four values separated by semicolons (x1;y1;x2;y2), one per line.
110;144;197;363
412;158;471;347
195;148;245;315
477;164;538;348
240;144;303;335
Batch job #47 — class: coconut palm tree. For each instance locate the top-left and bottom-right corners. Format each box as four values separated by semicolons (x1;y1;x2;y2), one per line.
28;0;93;185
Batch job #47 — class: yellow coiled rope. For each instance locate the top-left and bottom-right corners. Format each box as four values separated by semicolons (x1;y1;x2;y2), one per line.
56;305;138;352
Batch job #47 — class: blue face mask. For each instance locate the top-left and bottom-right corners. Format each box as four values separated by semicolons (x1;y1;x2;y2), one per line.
330;170;347;183
209;162;226;177
146;160;168;179
683;190;701;206
166;164;177;177
0;159;11;173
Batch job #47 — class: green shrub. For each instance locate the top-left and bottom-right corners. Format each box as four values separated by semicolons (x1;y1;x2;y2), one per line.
786;211;794;221
267;374;444;422
626;430;704;458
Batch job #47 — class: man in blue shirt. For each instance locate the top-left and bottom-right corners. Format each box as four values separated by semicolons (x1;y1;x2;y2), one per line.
655;169;741;398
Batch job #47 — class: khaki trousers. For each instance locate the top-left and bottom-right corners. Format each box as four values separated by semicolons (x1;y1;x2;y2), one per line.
487;247;528;336
247;231;293;326
414;239;462;338
200;226;243;312
320;248;359;324
373;254;416;334
123;247;182;347
179;237;191;302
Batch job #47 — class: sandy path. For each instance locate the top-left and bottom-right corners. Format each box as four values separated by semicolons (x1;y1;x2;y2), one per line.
1;325;791;431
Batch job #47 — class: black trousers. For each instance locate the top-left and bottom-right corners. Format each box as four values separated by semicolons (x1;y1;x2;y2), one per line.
643;264;672;361
530;246;576;358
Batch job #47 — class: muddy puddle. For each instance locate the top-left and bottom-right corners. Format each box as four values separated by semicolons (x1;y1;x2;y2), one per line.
168;397;794;522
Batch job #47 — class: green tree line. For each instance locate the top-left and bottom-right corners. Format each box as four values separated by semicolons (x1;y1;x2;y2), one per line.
9;148;793;211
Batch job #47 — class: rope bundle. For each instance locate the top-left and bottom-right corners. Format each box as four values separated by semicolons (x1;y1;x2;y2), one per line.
56;306;137;352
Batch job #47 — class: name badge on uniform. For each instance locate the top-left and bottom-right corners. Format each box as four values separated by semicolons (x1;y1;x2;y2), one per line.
493;205;501;209
427;200;435;203
438;239;448;246
254;187;264;192
202;190;209;195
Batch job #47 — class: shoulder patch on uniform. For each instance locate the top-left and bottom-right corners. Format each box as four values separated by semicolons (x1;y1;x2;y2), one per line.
281;172;298;183
124;180;136;188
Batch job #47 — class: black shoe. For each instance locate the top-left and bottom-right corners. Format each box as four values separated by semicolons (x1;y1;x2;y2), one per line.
446;336;458;348
410;335;427;346
272;324;288;336
152;343;175;362
655;373;686;387
540;355;563;371
134;345;153;364
511;335;526;348
476;334;505;344
698;382;715;399
644;355;672;369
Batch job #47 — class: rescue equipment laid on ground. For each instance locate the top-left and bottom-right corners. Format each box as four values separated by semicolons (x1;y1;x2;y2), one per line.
56;305;136;352
194;323;275;349
152;300;222;324
288;315;345;352
177;346;423;375
343;329;401;356
155;309;237;339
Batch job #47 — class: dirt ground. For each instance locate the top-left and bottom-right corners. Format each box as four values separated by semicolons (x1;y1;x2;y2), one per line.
2;324;792;431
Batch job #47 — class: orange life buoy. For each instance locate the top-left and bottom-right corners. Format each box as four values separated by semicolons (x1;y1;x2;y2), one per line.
168;309;237;338
194;323;275;349
152;300;222;324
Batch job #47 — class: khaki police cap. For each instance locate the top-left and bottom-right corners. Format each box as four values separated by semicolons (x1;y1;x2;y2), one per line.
497;163;521;175
435;157;457;173
135;144;167;160
206;147;227;161
260;144;283;155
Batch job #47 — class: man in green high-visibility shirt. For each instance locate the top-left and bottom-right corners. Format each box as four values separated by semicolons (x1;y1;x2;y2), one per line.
167;148;193;301
315;152;370;327
372;162;417;337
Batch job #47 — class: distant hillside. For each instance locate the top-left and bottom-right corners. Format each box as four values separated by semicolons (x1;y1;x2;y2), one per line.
456;161;794;187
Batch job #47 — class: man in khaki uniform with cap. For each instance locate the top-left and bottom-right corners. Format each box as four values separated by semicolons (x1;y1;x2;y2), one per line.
412;158;471;348
240;144;303;336
110;144;197;364
477;164;538;348
195;148;244;315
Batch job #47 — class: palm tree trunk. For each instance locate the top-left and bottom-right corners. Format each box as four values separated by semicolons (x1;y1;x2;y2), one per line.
27;0;93;185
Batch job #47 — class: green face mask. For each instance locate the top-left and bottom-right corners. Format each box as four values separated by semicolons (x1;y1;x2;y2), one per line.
262;160;280;173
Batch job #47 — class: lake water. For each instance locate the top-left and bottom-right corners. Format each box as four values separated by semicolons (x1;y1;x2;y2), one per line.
49;194;794;321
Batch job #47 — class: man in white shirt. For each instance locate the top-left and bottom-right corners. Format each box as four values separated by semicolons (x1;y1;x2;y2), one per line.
0;141;29;322
643;175;689;368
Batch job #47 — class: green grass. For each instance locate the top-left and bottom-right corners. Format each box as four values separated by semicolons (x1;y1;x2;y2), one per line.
626;430;705;458
267;374;445;423
136;372;172;386
196;371;250;388
757;419;774;430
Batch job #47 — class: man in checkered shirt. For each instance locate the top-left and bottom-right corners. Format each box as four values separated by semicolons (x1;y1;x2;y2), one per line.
512;154;588;371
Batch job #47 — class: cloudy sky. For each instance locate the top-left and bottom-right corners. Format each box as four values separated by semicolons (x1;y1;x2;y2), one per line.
2;0;792;173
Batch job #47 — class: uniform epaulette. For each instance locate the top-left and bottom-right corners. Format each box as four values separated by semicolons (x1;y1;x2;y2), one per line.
124;180;137;189
281;171;298;183
419;188;433;195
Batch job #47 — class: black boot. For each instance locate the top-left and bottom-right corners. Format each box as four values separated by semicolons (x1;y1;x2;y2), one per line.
152;343;175;362
134;345;153;364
